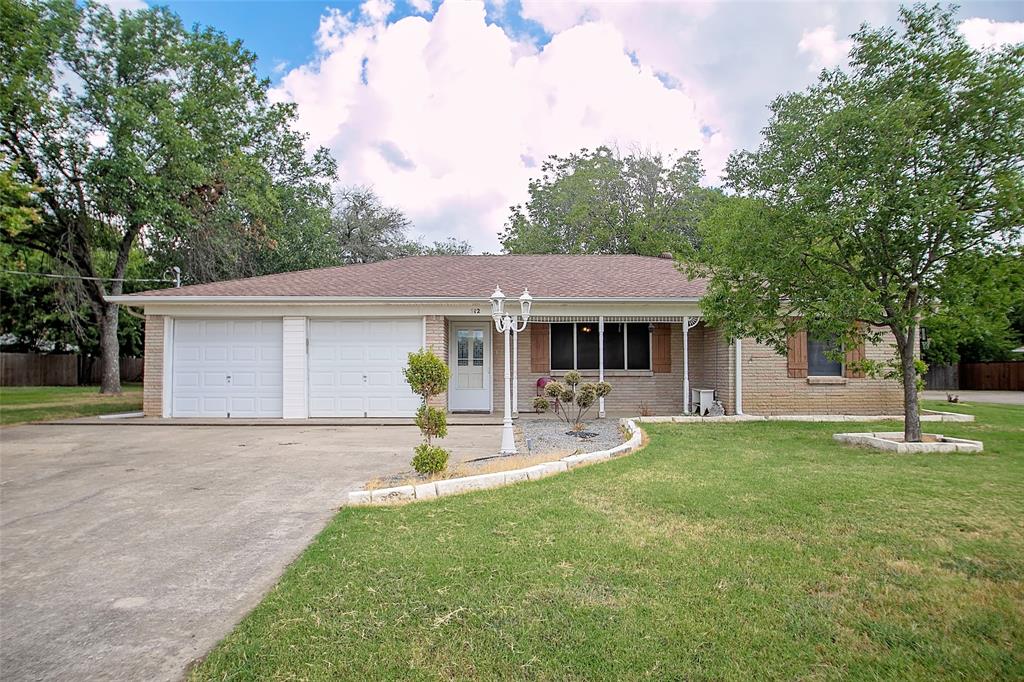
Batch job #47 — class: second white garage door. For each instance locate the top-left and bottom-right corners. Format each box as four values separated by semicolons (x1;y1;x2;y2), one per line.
307;319;422;417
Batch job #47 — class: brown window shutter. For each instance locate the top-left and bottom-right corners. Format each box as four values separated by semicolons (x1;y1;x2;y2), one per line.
531;323;550;373
787;329;808;378
845;324;866;378
652;324;672;373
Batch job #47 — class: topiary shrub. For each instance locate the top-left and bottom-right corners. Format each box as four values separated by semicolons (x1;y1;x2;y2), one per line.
535;376;613;432
412;443;449;475
404;349;451;473
415;404;448;443
404;349;450;403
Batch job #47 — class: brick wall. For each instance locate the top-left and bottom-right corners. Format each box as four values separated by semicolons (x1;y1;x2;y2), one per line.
693;324;734;414
739;328;904;415
424;315;448;410
143;315;164;417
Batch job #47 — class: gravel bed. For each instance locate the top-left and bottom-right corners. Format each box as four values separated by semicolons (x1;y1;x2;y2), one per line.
520;417;626;456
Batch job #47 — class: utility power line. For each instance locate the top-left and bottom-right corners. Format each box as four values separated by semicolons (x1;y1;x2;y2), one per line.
1;269;180;285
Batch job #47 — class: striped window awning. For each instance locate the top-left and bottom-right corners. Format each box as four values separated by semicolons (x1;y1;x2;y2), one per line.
529;315;700;323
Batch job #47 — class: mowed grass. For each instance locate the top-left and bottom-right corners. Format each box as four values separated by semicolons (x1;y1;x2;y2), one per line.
193;401;1024;681
0;384;142;425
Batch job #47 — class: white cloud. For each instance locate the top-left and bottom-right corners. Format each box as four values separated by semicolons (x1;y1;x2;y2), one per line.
408;0;433;15
959;18;1024;50
272;0;1021;252
798;25;852;72
274;0;730;251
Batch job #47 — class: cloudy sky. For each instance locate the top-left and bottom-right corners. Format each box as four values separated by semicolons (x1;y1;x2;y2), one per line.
146;0;1023;251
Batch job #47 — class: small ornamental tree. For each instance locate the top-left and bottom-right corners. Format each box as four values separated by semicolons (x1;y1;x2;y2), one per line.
403;349;451;474
533;371;612;432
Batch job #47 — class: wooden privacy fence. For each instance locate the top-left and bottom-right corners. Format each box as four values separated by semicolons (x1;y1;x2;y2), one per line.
1;353;143;387
959;362;1024;391
924;363;958;391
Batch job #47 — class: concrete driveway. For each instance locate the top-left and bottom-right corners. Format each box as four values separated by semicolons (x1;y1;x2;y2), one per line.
0;423;500;681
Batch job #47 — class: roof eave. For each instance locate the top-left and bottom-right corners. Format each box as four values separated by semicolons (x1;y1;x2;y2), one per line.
106;294;703;305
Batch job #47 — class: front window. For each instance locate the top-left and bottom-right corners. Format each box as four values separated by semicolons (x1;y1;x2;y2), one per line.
807;335;842;376
550;322;651;371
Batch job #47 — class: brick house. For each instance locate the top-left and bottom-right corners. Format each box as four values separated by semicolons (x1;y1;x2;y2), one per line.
109;254;903;419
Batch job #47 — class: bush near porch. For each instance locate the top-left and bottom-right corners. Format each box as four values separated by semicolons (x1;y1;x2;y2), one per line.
192;401;1024;680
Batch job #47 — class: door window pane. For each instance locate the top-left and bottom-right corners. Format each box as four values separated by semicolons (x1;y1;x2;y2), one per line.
602;323;625;369
456;331;469;366
808;336;842;376
472;331;484;367
576;323;599;369
626;324;651;370
551;323;574;370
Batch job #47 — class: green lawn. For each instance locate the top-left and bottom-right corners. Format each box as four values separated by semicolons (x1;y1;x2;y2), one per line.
0;384;143;425
193;401;1024;681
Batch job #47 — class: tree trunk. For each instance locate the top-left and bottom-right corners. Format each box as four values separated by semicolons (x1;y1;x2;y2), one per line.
98;302;122;394
900;325;921;443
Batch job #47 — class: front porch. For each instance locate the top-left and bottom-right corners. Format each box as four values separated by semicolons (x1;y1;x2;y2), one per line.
437;315;738;418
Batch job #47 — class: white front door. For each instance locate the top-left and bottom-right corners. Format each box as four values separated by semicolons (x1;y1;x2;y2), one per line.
170;318;283;418
307;318;422;417
449;322;490;412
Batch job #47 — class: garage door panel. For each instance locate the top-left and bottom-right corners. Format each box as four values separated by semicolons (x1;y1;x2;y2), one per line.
309;372;335;387
260;346;282;362
170;318;282;418
259;371;282;387
175;346;201;362
205;321;229;336
232;347;257;362
335;371;361;386
202;372;228;387
339;347;364;361
201;397;228;414
204;346;229;362
366;371;397;386
308;318;421;417
174;372;200;388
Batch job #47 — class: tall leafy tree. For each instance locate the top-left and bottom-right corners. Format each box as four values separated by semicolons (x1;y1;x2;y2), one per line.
329;186;471;263
0;0;334;392
501;146;718;255
922;251;1024;365
689;5;1024;441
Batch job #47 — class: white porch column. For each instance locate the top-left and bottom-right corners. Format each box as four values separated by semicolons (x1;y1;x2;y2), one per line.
598;316;605;418
282;316;308;419
683;316;690;414
735;338;744;415
512;327;519;417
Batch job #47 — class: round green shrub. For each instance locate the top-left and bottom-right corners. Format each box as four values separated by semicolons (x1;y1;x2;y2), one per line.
412;444;449;475
533;396;551;412
415;405;448;442
403;349;450;399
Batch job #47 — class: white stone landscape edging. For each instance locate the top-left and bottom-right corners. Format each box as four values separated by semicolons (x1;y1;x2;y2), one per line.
636;410;974;424
348;419;644;506
833;432;983;453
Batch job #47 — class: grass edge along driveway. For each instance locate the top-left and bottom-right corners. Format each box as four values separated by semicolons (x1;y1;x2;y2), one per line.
193;401;1024;681
0;384;142;425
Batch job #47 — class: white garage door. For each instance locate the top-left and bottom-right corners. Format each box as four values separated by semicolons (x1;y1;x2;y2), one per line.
308;319;422;417
171;319;283;418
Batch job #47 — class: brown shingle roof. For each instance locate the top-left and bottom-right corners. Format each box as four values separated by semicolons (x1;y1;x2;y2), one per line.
126;255;706;299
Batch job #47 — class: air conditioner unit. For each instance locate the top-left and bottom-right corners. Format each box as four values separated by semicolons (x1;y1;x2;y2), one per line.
690;388;715;415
